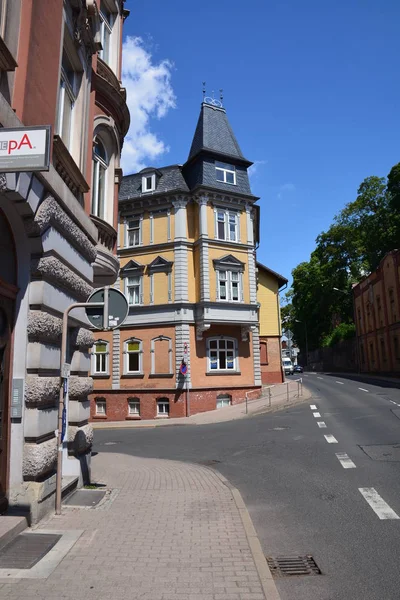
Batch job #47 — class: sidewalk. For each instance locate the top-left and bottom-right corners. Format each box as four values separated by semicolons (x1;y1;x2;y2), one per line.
93;379;311;429
0;452;281;600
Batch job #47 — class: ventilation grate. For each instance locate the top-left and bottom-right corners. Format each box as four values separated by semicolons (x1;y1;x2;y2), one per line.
0;533;61;569
266;555;321;578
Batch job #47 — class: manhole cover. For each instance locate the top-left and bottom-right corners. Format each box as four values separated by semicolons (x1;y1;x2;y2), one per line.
64;489;106;507
0;533;61;569
266;555;321;578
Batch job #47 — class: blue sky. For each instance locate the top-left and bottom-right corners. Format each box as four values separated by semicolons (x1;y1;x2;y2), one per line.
122;0;400;287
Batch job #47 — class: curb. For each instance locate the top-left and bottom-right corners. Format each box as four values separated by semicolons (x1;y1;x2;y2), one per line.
212;469;281;600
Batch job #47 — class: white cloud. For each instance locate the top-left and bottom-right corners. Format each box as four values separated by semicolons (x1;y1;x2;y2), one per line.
248;159;267;179
277;182;296;199
121;36;176;174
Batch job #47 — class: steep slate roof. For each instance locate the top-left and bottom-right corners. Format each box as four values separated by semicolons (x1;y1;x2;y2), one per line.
119;164;189;201
187;102;251;165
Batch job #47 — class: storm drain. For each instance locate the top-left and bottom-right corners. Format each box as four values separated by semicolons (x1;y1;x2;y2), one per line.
0;533;61;569
266;555;321;578
64;489;106;507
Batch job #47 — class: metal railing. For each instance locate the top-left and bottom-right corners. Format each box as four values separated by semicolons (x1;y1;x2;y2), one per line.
245;378;303;414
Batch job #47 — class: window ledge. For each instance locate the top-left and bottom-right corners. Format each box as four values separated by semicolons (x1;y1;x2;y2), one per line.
52;135;90;197
93;414;107;419
206;371;242;376
155;415;169;419
0;37;18;71
92;374;110;379
121;374;145;379
149;373;174;378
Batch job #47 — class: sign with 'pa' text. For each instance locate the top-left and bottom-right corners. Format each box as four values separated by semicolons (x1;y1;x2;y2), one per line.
0;126;51;172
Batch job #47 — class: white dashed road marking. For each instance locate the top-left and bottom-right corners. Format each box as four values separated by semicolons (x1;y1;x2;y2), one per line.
358;388;369;392
336;381;344;385
317;377;323;380
324;434;338;444
335;453;356;469
310;404;317;410
313;412;321;418
359;488;400;520
317;421;327;428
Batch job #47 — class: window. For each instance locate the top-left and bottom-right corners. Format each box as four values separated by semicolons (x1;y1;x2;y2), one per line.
56;51;77;151
128;398;140;416
157;398;169;416
142;174;155;193
91;137;109;218
260;341;268;365
360;344;365;364
208;338;237;371
127;217;141;246
389;289;397;323
126;275;142;305
217;270;242;302
99;1;113;64
95;398;106;415
216;394;232;409
394;337;400;361
215;209;239;241
215;161;236;185
380;338;387;362
92;341;109;375
376;296;383;327
370;342;375;364
125;339;142;374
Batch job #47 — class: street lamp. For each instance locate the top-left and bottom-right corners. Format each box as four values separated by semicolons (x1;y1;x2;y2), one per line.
295;319;308;368
332;287;360;374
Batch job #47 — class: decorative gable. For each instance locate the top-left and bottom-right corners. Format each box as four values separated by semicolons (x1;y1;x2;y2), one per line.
120;259;145;276
148;256;173;272
213;254;245;271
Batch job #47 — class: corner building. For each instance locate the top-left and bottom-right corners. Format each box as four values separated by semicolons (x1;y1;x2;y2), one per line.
0;1;129;520
91;100;265;420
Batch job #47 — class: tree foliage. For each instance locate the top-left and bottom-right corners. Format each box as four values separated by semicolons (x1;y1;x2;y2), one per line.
285;163;400;351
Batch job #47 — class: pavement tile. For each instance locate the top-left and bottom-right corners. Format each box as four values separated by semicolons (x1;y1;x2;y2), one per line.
1;453;268;600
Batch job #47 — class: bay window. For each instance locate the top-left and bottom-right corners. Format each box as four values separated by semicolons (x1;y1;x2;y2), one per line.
207;338;237;372
215;209;239;242
217;270;242;302
91;137;109;218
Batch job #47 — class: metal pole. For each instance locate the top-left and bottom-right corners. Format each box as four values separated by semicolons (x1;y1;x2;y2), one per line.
268;387;271;407
297;379;300;397
55;301;104;515
300;377;303;396
103;286;109;329
287;382;289;403
186;377;190;418
245;392;248;415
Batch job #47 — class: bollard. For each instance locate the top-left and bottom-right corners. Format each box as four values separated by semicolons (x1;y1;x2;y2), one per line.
300;377;303;396
245;392;248;415
297;379;300;397
287;382;290;403
268;386;271;407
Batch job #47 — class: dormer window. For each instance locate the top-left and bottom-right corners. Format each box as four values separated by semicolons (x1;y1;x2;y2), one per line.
215;161;236;185
142;173;156;193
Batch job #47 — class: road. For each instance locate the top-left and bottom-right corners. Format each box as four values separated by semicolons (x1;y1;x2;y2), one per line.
93;373;400;600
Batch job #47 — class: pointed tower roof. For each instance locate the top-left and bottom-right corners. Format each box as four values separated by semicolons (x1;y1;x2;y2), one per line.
187;102;252;166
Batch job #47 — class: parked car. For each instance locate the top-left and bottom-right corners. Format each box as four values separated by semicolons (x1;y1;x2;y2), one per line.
282;358;294;375
294;365;303;373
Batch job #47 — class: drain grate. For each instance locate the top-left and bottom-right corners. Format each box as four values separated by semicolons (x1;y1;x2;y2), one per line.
64;489;106;507
0;533;61;569
266;555;321;578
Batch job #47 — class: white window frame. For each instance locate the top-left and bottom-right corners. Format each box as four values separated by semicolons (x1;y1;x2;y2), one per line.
99;1;113;64
128;398;140;416
142;173;156;193
124;339;142;375
91;341;109;375
215;161;236;185
126;216;142;247
217;270;243;302
91;138;108;219
207;337;238;372
157;398;170;416
125;275;143;305
215;209;239;242
95;398;106;415
56;56;77;152
216;394;232;409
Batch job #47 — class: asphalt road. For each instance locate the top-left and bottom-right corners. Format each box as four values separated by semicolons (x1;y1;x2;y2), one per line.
93;373;400;600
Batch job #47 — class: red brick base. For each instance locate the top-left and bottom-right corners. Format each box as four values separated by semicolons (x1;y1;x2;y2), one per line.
261;370;284;384
90;386;262;421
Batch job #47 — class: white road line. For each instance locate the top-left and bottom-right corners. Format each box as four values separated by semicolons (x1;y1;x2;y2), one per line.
317;421;327;428
324;434;338;444
335;381;344;385
304;374;309;377
335;453;356;469
310;404;317;410
313;412;321;418
358;388;369;392
359;488;400;520
317;376;323;380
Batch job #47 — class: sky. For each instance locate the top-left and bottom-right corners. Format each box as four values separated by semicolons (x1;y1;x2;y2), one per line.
121;0;400;287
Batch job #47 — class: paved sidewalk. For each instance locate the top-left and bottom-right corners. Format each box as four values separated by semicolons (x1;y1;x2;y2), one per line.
0;453;280;600
93;379;311;429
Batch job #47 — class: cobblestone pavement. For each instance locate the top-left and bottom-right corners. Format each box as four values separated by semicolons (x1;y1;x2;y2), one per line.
0;453;278;599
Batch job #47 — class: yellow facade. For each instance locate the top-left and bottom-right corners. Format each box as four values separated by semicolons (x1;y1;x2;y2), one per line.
257;268;281;336
120;249;175;305
208;245;250;303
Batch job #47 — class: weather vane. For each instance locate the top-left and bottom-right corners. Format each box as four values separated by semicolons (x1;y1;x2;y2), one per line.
203;84;223;108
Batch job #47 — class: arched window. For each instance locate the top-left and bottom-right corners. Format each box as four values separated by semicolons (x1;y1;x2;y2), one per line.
124;338;142;374
151;336;173;375
91;137;109;219
92;340;109;375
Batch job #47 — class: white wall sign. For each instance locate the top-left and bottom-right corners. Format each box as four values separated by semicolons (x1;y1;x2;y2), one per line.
0;126;51;172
